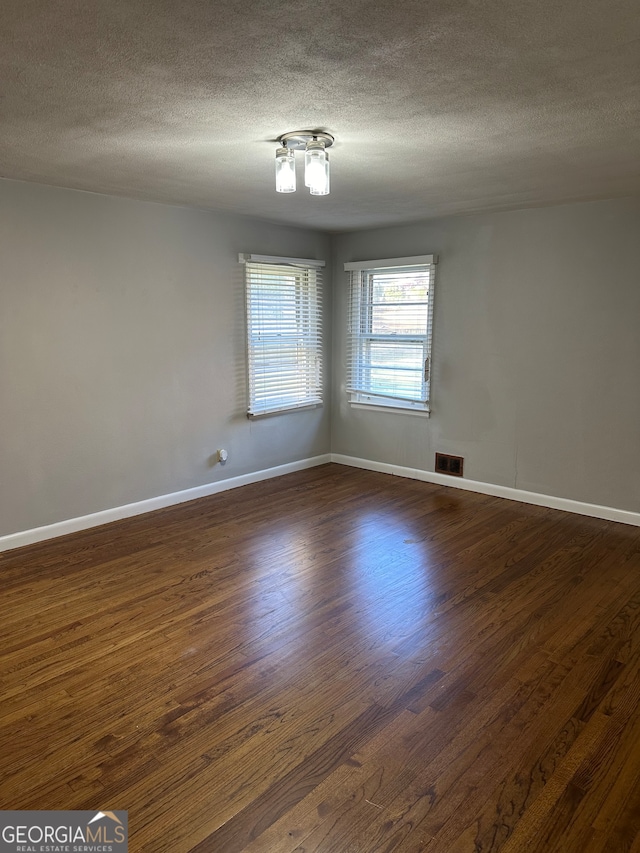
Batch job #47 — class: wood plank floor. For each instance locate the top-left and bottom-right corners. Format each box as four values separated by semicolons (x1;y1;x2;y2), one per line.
2;463;640;852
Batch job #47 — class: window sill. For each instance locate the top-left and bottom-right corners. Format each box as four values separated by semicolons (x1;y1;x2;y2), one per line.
349;402;431;418
248;402;323;419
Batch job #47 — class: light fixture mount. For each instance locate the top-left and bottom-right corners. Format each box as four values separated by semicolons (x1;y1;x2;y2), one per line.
278;131;334;151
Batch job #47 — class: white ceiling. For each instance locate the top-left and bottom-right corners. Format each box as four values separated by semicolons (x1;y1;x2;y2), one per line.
2;0;639;231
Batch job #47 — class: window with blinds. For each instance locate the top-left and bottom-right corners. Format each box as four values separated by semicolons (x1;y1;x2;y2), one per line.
242;255;324;418
345;255;437;413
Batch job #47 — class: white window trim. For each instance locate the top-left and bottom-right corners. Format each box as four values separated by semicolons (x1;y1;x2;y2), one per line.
350;401;432;417
344;254;436;271
345;254;437;415
239;253;325;269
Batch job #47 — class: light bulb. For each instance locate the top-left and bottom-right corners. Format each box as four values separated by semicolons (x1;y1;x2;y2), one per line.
304;140;330;195
275;146;296;193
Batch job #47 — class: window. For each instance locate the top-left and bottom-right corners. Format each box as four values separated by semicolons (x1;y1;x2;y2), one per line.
241;254;324;417
345;255;437;413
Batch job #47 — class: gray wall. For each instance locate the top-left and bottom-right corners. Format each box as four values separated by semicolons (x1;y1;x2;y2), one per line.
2;181;639;540
0;180;331;536
332;198;640;514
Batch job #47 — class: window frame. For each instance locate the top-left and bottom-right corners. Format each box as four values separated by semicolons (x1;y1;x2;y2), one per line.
345;255;437;415
241;253;324;418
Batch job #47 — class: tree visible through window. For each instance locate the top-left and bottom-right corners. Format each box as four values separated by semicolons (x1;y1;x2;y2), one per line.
345;255;436;412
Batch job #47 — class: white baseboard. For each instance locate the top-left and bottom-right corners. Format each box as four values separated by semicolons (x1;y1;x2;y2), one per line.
3;451;638;553
330;453;640;528
0;454;331;553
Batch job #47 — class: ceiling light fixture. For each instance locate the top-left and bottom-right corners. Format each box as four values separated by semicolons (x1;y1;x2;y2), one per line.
275;131;334;196
275;146;296;193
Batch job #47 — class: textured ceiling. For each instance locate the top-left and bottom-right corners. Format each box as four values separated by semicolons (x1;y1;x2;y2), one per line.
1;0;639;231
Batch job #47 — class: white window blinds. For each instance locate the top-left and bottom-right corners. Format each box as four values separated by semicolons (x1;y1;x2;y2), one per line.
243;255;324;417
345;255;436;412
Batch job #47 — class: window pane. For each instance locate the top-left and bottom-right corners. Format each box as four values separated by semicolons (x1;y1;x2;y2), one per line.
366;369;424;398
370;304;429;335
359;340;425;397
369;273;430;336
370;273;430;303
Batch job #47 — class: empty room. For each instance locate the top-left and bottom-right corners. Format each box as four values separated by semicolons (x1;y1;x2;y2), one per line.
1;0;640;851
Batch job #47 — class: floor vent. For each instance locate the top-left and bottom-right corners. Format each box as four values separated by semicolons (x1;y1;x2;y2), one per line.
435;452;464;477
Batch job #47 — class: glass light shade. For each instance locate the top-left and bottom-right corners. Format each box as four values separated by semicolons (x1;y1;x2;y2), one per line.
304;141;330;195
275;147;296;193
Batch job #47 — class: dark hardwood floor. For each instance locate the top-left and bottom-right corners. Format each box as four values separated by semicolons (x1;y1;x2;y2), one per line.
2;463;640;852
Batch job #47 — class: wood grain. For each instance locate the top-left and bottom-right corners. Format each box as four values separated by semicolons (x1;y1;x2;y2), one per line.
2;463;640;851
